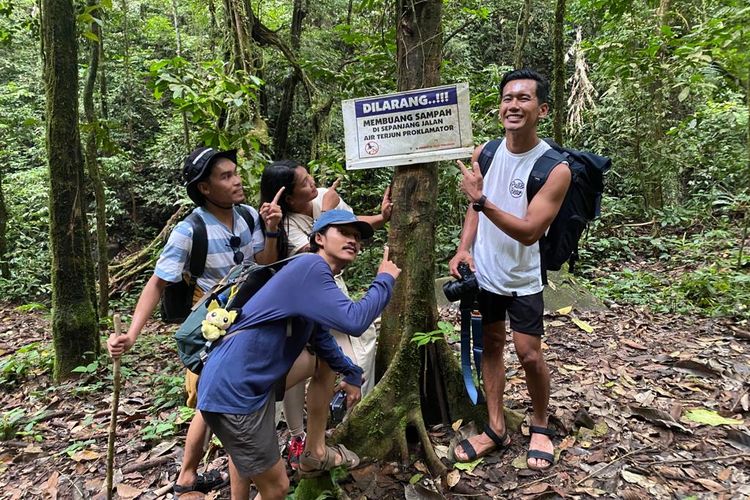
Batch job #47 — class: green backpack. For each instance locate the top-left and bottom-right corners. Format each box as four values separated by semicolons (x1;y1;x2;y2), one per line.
174;255;302;374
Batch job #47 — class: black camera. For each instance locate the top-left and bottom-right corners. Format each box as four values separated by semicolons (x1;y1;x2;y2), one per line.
329;390;348;425
443;262;479;303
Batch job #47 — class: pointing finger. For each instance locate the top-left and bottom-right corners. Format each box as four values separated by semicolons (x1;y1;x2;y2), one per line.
456;159;471;177
272;186;285;205
330;177;341;190
383;245;389;261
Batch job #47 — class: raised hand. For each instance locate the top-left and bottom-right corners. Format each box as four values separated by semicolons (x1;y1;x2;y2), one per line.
259;186;285;232
377;245;401;279
380;184;393;222
322;177;342;211
456;159;484;203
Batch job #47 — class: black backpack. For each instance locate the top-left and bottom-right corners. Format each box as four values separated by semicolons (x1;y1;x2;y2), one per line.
478;138;611;273
160;205;255;323
173;254;302;374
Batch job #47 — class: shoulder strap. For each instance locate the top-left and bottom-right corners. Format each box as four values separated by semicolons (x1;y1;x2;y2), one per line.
477;139;502;177
526;148;568;202
185;212;208;278
234;205;255;235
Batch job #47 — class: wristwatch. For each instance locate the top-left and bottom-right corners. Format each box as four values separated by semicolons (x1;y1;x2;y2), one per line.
472;195;487;212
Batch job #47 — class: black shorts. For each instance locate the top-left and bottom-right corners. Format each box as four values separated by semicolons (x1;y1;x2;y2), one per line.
476;289;544;336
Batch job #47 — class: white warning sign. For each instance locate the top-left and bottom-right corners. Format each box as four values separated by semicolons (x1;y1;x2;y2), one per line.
342;83;474;170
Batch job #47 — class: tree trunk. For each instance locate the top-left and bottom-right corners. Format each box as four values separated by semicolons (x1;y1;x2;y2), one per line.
170;0;191;151
334;0;450;474
309;97;333;161
83;0;110;319
98;17;109;120
0;171;10;278
552;0;566;144
41;0;100;380
223;0;270;150
273;0;305;158
208;0;218;53
120;0;133;150
513;0;532;69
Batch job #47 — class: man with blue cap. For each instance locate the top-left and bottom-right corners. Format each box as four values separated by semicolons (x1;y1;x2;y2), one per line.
197;210;401;500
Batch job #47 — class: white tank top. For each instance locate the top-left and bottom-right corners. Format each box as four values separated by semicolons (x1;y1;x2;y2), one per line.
473;139;551;296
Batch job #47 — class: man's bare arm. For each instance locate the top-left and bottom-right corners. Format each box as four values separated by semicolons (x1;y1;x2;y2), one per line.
481;164;571;245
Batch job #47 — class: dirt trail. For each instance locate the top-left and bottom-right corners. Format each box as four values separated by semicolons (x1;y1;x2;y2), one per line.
0;304;747;499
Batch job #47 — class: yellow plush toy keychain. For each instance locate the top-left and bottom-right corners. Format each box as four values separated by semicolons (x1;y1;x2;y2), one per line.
201;300;238;341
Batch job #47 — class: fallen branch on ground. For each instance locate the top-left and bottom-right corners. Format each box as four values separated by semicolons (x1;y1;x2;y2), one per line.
575;448;656;486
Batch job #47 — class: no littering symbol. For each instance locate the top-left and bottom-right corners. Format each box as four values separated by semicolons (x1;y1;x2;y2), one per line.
365;141;379;155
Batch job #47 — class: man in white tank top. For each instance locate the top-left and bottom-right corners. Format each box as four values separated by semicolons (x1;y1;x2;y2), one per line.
450;70;571;471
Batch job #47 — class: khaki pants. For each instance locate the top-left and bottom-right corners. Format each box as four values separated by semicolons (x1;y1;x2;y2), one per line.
184;284;205;408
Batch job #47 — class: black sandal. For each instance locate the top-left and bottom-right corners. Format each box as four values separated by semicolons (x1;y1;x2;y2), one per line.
173;469;230;496
527;425;555;471
453;424;511;463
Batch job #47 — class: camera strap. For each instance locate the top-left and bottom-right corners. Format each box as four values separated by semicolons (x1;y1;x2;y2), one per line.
460;307;485;405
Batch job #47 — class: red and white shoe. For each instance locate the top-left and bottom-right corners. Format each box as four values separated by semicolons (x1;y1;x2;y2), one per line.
287;434;306;470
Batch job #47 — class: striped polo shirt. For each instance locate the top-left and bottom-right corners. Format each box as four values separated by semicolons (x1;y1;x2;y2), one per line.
155;205;264;292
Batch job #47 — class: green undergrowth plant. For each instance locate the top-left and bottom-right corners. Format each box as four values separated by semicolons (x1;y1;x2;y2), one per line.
411;321;456;346
582;217;750;320
0;408;25;440
0;341;53;386
140;406;194;441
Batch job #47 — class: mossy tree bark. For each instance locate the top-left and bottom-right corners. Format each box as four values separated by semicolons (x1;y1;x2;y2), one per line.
552;0;566;145
222;0;270;149
83;0;110;320
273;0;305;158
335;0;453;476
0;171;9;278
41;0;100;380
513;0;532;69
334;0;525;478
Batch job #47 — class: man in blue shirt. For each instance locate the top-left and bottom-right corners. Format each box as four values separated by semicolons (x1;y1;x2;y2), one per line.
107;147;283;495
198;210;401;500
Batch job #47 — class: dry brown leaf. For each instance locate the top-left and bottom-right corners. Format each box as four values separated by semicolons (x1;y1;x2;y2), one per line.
563;364;585;371
521;482;551;495
716;468;731;481
694;478;726;493
41;471;59;500
628;405;692;433
558;435;576;450
451;419;463;432
115;483;144;500
621;469;656;489
620;488;646;500
621;339;647;351
446;469;460;488
72;449;101;462
414;461;429;474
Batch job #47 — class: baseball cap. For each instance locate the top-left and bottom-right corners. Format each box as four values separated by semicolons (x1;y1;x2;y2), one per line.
183;147;238;204
311;209;374;240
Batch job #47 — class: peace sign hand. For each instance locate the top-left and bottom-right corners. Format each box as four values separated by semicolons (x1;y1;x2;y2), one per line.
322;177;342;211
260;186;285;232
456;159;484;203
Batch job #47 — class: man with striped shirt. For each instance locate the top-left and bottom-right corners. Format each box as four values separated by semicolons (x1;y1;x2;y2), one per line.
107;147;282;496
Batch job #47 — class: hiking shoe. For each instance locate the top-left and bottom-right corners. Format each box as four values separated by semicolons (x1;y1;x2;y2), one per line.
287;435;306;470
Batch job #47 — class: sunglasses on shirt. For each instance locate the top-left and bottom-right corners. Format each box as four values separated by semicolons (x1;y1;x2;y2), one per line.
228;236;244;265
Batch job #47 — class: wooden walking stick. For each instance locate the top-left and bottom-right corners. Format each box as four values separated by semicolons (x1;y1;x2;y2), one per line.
106;314;124;499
